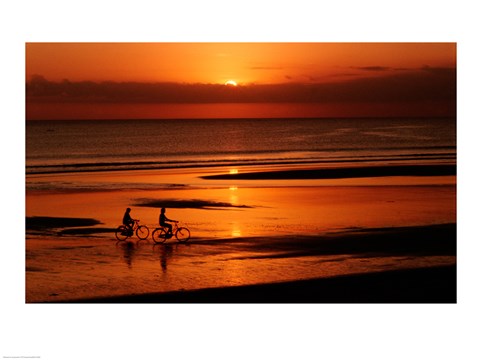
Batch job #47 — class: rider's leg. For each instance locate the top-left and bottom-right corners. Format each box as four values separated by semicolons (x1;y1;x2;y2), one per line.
127;221;134;234
123;222;133;233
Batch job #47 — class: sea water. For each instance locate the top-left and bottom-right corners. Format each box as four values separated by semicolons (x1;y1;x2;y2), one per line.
26;117;456;175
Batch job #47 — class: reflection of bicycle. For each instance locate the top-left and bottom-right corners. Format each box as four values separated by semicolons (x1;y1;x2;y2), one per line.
152;221;190;243
115;220;149;241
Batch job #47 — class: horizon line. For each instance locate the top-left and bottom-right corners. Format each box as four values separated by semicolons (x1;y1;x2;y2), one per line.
26;115;456;122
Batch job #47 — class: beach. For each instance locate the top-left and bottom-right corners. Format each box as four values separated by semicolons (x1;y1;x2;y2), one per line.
26;165;456;303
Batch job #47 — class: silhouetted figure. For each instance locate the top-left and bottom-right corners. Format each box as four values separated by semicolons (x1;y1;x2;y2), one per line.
159;207;177;236
123;207;135;234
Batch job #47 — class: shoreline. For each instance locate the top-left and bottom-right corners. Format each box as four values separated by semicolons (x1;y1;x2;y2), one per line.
52;265;456;304
201;164;456;180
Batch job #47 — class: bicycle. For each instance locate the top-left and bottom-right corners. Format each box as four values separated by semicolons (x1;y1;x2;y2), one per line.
115;219;149;241
152;221;191;243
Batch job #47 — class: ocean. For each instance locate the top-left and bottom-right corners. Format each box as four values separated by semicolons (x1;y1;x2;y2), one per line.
26;117;456;175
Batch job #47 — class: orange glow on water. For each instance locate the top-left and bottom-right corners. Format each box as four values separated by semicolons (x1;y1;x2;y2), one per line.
26;174;456;240
231;222;242;237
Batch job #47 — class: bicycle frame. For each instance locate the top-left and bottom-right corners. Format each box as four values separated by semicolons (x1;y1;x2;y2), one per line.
115;219;149;241
131;220;141;230
152;222;190;243
160;222;179;233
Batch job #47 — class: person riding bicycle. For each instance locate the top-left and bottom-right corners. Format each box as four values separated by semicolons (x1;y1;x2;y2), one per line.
159;207;177;237
122;207;135;234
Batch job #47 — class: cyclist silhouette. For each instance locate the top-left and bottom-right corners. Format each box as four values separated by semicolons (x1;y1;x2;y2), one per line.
159;207;177;235
123;207;135;231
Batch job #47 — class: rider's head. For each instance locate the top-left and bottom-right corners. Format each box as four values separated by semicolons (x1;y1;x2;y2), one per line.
161;207;165;213
126;207;131;213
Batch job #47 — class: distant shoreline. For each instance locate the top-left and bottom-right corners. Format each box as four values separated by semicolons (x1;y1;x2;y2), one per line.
201;164;456;180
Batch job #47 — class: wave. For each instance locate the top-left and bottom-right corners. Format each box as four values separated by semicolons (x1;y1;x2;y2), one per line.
26;149;456;175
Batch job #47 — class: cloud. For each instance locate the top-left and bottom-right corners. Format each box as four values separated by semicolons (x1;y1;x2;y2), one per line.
421;65;456;75
352;66;391;71
26;67;455;105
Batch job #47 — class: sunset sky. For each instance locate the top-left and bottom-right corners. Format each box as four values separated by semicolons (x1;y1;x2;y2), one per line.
26;43;456;119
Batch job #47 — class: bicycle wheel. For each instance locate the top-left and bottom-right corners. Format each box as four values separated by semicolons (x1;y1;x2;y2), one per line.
175;227;190;242
115;225;129;241
152;228;168;244
136;225;149;240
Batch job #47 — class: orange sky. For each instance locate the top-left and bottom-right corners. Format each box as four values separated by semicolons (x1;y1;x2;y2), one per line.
25;43;456;119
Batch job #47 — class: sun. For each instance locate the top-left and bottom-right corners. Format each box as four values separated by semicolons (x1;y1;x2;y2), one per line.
224;80;238;87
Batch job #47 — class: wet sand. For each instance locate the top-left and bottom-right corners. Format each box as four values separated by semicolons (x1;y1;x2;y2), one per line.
63;265;456;303
26;165;456;303
26;221;456;303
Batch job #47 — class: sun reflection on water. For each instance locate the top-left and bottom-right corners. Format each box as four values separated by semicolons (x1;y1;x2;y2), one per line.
231;222;242;237
229;185;239;206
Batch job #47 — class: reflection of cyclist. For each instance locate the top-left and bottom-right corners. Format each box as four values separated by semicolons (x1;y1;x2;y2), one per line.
123;208;135;231
159;207;177;235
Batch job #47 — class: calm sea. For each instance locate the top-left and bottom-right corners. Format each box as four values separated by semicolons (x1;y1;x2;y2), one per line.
26;117;456;175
